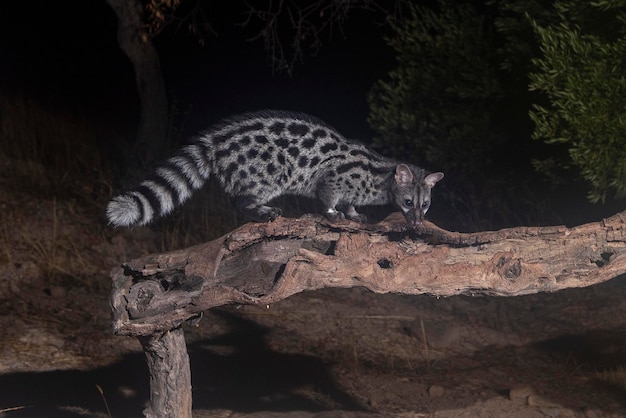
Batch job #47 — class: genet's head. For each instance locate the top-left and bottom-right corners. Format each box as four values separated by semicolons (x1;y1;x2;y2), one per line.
391;164;444;226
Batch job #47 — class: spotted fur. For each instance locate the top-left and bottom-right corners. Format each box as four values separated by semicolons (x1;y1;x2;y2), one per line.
106;110;444;227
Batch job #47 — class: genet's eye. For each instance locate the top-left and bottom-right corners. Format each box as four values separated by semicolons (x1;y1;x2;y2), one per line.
421;201;429;209
404;199;414;207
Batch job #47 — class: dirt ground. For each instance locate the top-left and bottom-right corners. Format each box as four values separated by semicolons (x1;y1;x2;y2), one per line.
1;185;626;418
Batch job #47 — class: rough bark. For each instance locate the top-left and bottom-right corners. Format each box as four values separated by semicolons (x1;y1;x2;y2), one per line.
111;211;626;337
139;328;192;418
105;0;169;164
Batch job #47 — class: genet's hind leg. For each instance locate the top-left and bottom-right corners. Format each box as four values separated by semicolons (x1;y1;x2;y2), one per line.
317;183;346;223
232;195;282;222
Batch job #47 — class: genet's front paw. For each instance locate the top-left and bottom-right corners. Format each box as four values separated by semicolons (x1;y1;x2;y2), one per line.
256;206;282;222
325;211;346;223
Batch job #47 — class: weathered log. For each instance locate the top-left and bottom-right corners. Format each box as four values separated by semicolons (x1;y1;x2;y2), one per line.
111;212;626;336
110;211;626;416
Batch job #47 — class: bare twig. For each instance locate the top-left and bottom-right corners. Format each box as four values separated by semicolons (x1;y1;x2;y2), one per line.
241;0;400;74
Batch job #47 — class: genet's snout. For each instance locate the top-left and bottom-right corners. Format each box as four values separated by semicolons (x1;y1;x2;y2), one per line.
402;209;424;227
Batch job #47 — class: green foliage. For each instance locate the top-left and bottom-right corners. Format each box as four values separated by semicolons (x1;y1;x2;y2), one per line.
489;0;557;73
368;0;551;230
367;0;503;176
529;0;626;202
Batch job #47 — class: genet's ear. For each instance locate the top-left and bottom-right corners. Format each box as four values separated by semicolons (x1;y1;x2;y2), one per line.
394;164;414;187
424;172;444;188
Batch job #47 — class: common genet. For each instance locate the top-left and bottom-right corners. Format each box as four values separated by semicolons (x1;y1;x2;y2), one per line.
107;110;444;227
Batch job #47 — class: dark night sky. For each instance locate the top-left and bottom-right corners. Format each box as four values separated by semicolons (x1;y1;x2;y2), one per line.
0;0;394;142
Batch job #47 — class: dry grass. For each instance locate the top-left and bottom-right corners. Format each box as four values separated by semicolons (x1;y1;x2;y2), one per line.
597;365;626;391
0;93;112;201
20;199;91;282
0;92;117;294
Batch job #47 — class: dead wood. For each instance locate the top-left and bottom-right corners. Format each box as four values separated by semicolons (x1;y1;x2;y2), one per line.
111;211;626;337
139;328;192;418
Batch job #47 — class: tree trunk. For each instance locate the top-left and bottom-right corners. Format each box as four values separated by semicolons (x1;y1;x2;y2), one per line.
140;328;192;418
105;0;169;165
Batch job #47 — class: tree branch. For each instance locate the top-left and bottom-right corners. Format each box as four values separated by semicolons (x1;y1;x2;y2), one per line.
110;211;626;337
242;0;399;74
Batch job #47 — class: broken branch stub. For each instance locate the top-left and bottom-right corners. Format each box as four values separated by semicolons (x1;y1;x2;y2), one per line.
111;212;626;337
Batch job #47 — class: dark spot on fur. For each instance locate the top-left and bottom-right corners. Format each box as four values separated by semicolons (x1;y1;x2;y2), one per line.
309;156;320;167
228;142;241;152
254;135;269;144
302;138;316;149
268;122;285;135
275;137;289;148
321;142;338;154
337;162;361;174
287;123;310;136
350;149;377;160
312;129;327;139
215;149;230;159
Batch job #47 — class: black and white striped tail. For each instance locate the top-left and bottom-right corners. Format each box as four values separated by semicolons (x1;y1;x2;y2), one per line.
106;142;213;227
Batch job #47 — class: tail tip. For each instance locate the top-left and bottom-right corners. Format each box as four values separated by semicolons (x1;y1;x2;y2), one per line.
106;195;142;228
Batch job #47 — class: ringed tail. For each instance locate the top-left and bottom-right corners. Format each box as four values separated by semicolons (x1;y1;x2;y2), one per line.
106;141;213;227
